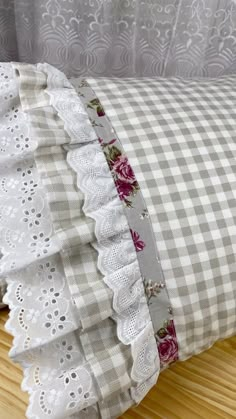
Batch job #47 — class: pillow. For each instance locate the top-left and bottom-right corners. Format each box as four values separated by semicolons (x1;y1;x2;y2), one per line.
83;75;236;360
0;62;235;419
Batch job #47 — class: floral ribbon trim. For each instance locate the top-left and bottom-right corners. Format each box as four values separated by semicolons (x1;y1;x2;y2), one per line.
74;80;179;368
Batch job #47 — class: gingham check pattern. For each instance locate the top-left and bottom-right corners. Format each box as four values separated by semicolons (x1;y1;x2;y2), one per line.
15;63;135;416
88;76;236;359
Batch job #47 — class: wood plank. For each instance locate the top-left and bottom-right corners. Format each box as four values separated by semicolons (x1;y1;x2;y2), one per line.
0;308;235;419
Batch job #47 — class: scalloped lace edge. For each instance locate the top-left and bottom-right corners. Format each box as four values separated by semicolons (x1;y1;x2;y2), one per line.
40;63;160;401
2;62;160;416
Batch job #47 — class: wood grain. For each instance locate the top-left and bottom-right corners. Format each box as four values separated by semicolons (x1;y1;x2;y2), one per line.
0;308;235;419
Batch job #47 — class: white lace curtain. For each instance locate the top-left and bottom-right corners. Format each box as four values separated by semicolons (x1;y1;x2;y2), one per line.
1;0;236;78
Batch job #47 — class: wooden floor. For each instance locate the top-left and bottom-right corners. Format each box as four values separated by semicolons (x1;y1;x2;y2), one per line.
0;308;236;419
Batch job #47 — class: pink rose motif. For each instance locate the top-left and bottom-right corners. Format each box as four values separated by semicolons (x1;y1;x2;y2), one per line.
113;155;135;183
87;99;105;117
99;138;117;147
166;320;176;338
158;336;178;365
130;229;145;252
115;179;134;200
97;106;105;117
107;139;116;146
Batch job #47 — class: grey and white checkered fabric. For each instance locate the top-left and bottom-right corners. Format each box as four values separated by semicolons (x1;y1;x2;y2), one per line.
14;63;135;417
87;76;236;359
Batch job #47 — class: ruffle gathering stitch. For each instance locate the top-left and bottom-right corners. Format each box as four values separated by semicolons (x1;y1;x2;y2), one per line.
1;62;159;418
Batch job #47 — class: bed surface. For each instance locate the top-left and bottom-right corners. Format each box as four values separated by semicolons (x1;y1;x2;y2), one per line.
0;308;235;419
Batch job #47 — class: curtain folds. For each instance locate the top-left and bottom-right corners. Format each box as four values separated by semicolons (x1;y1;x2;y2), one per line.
1;0;236;78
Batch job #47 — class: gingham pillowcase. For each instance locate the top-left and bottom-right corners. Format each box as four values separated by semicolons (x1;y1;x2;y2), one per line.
85;76;236;360
14;63;134;416
12;62;159;419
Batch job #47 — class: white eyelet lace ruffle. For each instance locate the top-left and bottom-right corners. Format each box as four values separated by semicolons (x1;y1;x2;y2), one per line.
0;62;159;418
